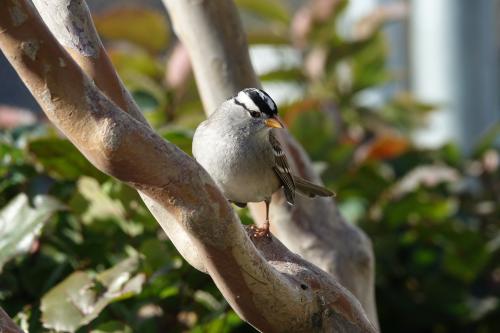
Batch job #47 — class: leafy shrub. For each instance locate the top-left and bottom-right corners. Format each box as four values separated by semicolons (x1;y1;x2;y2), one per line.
1;1;499;332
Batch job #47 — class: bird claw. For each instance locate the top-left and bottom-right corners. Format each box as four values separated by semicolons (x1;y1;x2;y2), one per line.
250;224;271;238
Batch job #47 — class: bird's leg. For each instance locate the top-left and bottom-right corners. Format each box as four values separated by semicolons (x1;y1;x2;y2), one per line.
251;199;271;238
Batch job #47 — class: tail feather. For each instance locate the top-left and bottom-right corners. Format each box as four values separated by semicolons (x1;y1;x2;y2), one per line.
293;176;335;198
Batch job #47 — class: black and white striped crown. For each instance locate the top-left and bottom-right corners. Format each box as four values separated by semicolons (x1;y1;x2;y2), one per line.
233;88;278;117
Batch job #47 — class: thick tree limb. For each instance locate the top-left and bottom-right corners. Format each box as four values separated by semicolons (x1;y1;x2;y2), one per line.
0;307;24;333
28;0;206;273
163;0;378;326
0;1;376;332
31;0;146;125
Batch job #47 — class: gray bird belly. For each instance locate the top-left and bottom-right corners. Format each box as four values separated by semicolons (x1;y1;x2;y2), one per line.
193;132;280;203
221;153;280;203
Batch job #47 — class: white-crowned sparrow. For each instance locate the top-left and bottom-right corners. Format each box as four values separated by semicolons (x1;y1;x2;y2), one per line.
192;88;334;237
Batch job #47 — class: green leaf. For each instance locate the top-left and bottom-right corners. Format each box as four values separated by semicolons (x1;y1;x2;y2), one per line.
0;193;63;271
190;311;242;333
235;0;289;24
41;256;145;332
94;7;170;52
383;193;457;227
472;122;500;157
28;137;105;181
133;91;161;113
107;47;163;78
91;321;132;333
76;177;126;224
247;29;290;45
160;127;194;155
140;238;170;274
193;290;223;311
260;68;305;82
338;197;367;224
441;229;489;283
347;34;389;92
120;71;168;127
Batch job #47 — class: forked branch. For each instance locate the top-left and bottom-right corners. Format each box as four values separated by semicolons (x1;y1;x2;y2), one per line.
0;0;376;332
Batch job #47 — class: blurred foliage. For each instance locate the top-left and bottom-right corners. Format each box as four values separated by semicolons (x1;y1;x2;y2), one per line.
1;1;500;333
0;126;250;333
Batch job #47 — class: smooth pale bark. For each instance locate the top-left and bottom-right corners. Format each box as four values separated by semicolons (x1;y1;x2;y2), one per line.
163;0;378;326
0;0;377;331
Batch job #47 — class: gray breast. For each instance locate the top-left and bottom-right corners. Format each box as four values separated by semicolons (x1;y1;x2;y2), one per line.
192;122;280;203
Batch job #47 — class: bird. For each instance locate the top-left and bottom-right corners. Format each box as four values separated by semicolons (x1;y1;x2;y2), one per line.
192;88;334;237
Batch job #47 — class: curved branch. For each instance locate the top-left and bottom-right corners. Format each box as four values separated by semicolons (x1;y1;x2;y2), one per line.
29;0;209;273
31;0;147;125
0;307;24;333
163;0;378;326
0;1;376;332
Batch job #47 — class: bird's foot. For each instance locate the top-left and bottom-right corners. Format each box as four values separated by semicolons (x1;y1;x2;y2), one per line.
250;222;271;238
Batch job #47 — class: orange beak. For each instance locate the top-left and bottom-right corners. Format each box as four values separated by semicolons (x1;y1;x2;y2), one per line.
265;117;284;129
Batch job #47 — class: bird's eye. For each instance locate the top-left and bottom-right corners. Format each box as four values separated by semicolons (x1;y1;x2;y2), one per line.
250;111;261;118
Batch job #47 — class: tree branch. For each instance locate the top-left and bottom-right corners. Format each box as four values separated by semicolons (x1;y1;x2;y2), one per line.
31;0;146;125
163;0;258;114
0;307;24;333
163;0;378;326
28;0;206;272
0;1;376;331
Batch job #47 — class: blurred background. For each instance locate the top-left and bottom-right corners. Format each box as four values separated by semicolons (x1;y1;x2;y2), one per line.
1;0;499;332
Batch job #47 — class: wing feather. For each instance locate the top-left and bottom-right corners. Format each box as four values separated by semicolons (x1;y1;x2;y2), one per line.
269;131;295;205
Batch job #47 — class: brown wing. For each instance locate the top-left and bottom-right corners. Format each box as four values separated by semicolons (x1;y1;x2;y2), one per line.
294;176;335;197
269;131;295;205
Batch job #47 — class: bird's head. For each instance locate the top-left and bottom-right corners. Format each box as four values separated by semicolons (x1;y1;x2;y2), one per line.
217;88;284;133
